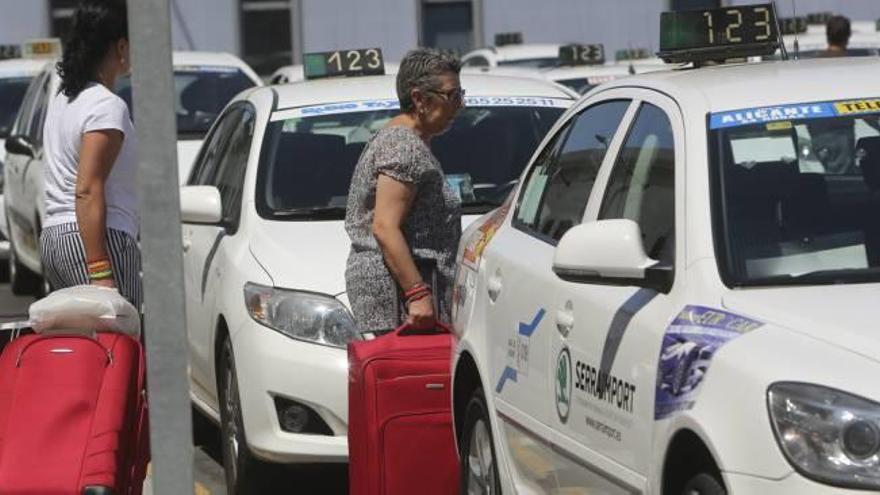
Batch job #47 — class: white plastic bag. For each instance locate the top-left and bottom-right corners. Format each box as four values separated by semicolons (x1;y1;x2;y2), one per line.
28;285;140;338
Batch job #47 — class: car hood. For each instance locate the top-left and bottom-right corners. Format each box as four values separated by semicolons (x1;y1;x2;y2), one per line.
249;214;483;299
176;139;203;185
722;283;880;364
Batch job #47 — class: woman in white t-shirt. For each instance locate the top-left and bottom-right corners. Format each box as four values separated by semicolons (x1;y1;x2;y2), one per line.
41;0;141;308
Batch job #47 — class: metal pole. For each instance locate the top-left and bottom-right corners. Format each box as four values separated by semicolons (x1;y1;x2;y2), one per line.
471;0;485;50
126;0;195;493
291;0;304;64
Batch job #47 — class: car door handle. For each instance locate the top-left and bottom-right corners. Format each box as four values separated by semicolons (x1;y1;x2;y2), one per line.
487;273;502;302
182;239;192;252
556;303;574;337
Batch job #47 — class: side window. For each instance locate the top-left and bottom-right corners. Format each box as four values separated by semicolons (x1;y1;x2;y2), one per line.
464;56;490;67
12;72;43;137
515;100;631;242
210;107;255;231
28;75;50;144
188;107;242;186
599;103;675;264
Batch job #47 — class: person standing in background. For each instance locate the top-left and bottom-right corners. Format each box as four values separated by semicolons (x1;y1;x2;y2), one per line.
821;15;851;57
345;48;465;333
41;0;142;308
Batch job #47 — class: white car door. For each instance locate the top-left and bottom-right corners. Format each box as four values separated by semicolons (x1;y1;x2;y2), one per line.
182;104;250;396
484;97;633;492
549;91;685;493
4;71;45;265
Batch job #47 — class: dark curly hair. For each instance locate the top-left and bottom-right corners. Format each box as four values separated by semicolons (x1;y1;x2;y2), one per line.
57;0;128;98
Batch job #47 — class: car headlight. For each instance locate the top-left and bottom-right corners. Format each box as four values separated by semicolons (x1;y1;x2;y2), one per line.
768;382;880;490
244;283;360;348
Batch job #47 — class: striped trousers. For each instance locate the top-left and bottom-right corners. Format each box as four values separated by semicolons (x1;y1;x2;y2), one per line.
40;223;143;310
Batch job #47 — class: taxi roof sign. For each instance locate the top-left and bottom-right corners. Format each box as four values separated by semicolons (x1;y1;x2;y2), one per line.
558;44;605;66
0;45;21;60
494;32;523;46
659;3;780;64
303;48;385;80
21;38;62;59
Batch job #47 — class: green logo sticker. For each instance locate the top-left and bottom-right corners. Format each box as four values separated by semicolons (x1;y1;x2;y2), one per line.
556;347;572;424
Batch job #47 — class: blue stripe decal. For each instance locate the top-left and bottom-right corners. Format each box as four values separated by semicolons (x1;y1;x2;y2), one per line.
518;308;545;336
495;366;518;393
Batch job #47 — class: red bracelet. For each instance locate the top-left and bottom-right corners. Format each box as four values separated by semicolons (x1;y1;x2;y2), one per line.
405;290;432;308
404;282;430;298
405;287;431;303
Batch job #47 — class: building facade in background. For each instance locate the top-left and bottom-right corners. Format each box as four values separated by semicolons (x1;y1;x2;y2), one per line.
1;0;879;75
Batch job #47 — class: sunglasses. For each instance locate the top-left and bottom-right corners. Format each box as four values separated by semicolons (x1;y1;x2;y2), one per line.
427;87;466;104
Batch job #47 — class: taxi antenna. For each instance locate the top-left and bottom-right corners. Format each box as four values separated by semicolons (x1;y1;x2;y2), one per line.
626;42;636;75
773;1;789;60
791;0;801;59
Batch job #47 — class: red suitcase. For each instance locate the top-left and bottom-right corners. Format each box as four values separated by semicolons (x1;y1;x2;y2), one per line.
348;323;459;495
0;332;149;494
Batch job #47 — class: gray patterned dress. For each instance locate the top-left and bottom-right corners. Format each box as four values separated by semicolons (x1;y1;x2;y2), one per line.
345;126;462;332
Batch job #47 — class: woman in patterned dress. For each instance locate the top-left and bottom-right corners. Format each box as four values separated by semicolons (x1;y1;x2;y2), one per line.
345;48;465;333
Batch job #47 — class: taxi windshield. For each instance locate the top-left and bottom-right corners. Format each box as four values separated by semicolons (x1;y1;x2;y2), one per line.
258;99;565;219
117;67;256;139
711;102;880;286
0;76;32;138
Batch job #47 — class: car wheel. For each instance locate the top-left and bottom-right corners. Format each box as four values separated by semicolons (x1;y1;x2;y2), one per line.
460;387;501;495
8;241;40;296
682;472;726;495
218;337;261;494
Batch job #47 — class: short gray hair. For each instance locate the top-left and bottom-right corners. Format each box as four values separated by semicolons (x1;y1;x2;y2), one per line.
396;48;461;113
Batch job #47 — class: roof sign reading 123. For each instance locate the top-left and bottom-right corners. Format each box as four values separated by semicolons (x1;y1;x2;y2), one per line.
303;48;385;80
659;3;779;64
559;44;605;66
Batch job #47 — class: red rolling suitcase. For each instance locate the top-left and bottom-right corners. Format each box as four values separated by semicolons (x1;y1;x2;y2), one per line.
348;323;459;495
0;332;149;495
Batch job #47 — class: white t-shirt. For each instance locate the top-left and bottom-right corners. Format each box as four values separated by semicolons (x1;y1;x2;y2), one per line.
43;83;138;237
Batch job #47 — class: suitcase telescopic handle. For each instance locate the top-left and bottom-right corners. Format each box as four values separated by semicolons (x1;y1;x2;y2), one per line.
394;321;452;337
16;335;113;368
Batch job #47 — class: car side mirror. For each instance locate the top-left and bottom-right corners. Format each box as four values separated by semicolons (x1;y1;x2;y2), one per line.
552;219;673;293
180;185;223;225
4;135;35;158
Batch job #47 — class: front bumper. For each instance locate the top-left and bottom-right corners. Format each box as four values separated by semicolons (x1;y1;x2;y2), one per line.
232;321;349;464
725;471;874;494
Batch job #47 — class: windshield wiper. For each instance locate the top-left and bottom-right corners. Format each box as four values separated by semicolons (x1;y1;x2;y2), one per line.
271;206;347;219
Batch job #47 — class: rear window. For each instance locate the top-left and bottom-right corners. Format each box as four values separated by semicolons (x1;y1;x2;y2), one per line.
0;76;32;138
257;97;569;220
117;67;256;139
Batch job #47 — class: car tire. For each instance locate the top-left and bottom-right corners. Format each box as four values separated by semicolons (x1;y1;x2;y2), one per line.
459;387;502;495
8;240;41;296
682;472;726;495
218;337;262;494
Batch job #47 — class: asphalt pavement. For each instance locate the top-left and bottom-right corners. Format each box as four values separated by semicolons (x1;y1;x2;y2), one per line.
0;282;348;494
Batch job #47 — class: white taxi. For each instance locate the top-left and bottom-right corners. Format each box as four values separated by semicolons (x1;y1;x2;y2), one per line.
2;51;259;295
269;62;399;85
462;42;563;70
0;56;46;274
451;5;880;495
540;44;631;95
177;48;574;492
